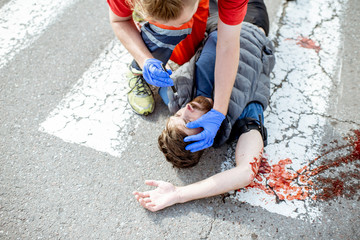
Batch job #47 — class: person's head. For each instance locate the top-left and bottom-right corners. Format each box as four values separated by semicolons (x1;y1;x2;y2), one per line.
158;96;213;168
130;0;199;27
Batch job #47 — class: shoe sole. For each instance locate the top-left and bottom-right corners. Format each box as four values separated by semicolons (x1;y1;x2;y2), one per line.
128;105;154;116
126;95;155;116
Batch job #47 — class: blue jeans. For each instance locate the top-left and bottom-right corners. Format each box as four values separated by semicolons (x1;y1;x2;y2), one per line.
159;86;170;105
238;102;264;124
230;102;265;141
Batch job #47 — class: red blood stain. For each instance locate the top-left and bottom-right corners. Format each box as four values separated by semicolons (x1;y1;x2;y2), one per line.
249;156;262;181
296;36;321;53
241;129;360;202
286;36;322;53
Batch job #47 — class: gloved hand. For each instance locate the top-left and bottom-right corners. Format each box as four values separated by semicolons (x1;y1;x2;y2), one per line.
143;58;173;87
184;109;225;152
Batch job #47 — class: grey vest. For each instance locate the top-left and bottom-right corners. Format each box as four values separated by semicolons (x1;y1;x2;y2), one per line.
166;22;275;147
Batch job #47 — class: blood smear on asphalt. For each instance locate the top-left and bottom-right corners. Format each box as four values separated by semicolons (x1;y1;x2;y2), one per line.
242;130;360;202
296;36;321;53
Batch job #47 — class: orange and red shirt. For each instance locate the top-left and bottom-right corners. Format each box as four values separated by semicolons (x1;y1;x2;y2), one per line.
107;0;248;64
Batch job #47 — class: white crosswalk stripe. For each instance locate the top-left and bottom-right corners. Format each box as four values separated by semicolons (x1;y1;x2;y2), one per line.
222;0;346;219
40;40;138;158
0;0;77;69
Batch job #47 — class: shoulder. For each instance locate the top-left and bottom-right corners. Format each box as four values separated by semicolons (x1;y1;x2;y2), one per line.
107;0;132;17
218;0;248;25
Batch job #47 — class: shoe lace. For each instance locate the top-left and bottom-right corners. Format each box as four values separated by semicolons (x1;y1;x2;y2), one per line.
128;75;151;96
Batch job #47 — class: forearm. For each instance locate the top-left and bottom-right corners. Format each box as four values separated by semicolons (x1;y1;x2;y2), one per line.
109;10;152;69
177;166;251;204
178;130;264;204
213;20;242;115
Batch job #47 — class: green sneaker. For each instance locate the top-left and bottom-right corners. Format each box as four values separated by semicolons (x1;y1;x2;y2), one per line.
127;71;155;115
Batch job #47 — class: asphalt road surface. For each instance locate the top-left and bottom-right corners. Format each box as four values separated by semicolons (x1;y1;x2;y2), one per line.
1;0;359;239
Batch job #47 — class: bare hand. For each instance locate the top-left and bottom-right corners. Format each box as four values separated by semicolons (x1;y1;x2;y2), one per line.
133;180;181;212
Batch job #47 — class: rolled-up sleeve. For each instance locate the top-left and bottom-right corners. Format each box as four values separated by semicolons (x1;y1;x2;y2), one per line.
218;0;249;25
107;0;132;17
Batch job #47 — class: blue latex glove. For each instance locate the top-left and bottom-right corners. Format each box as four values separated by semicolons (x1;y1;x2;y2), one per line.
143;58;173;87
184;109;225;152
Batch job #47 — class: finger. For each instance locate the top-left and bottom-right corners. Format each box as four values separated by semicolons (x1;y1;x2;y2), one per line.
186;121;202;129
184;131;206;142
139;198;148;208
132;191;146;196
139;199;156;211
145;202;156;207
132;190;150;197
141;198;152;203
136;191;150;198
155;75;173;81
150;67;171;78
145;180;160;187
134;194;140;202
153;78;174;87
167;69;172;75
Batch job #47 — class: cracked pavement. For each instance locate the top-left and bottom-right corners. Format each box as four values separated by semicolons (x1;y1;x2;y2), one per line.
1;0;359;239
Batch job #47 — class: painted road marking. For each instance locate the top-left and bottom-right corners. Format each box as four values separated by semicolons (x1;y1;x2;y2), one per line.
0;0;77;69
222;0;346;219
39;0;347;220
40;40;138;158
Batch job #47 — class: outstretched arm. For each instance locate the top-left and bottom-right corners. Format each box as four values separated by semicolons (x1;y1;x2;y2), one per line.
134;130;263;212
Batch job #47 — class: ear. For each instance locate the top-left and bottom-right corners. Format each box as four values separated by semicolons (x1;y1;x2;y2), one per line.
186;103;194;112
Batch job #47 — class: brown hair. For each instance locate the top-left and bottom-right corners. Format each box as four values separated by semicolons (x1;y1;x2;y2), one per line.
128;0;197;22
158;118;204;168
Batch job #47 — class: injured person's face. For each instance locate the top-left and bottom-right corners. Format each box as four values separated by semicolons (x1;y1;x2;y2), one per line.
168;96;213;136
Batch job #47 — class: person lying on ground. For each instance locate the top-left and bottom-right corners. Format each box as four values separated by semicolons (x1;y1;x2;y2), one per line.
133;0;275;212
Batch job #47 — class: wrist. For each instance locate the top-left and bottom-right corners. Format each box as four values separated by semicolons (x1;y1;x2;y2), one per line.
175;186;187;204
212;106;227;116
140;57;151;70
210;108;226;120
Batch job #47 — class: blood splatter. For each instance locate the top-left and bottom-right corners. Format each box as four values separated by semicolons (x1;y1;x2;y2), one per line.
296;36;321;53
249;156;262;182
286;36;322;53
241;129;360;202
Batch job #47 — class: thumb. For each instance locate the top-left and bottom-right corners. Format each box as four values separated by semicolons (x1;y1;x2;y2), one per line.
186;120;202;129
167;69;172;75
